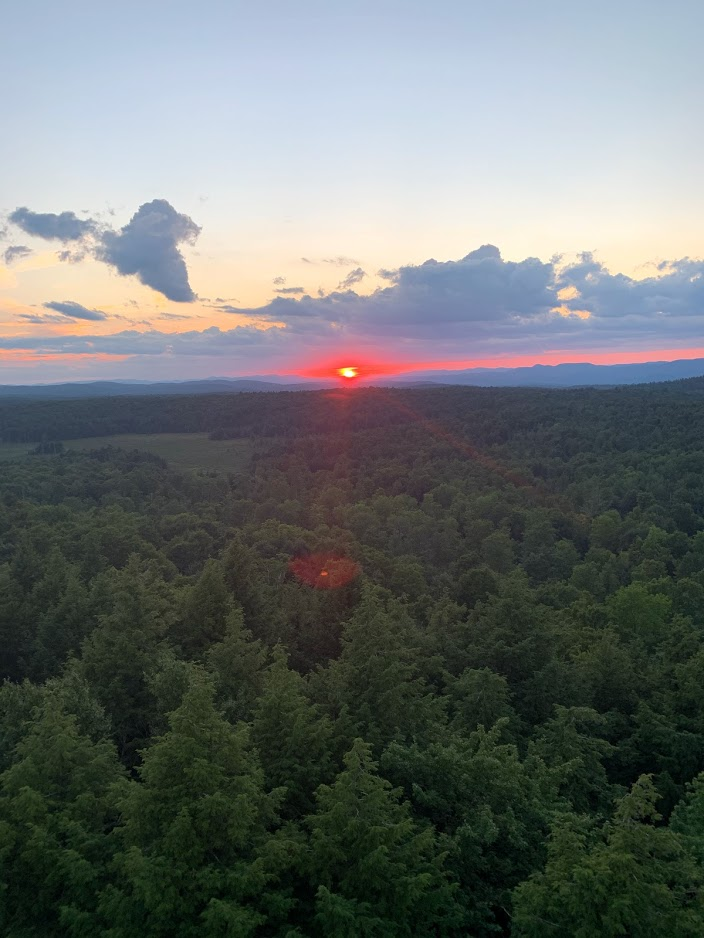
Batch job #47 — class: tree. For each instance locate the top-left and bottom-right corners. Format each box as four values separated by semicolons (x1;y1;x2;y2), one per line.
103;674;299;937
447;666;517;737
315;586;445;752
512;775;704;937
171;559;233;657
205;608;268;723
305;738;461;936
252;645;332;818
381;723;554;935
0;699;125;936
80;561;175;762
530;706;616;815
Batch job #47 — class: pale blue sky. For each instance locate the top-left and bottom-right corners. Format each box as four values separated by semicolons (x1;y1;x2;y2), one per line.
2;0;703;380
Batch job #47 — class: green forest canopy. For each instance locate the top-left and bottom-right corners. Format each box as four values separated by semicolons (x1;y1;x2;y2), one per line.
1;379;704;935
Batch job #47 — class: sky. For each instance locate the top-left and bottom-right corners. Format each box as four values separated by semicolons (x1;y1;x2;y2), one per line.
2;0;704;383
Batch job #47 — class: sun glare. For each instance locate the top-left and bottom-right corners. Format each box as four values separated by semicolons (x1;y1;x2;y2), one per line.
338;366;358;379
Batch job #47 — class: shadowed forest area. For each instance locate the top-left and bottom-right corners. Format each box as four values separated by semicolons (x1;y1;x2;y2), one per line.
1;380;704;935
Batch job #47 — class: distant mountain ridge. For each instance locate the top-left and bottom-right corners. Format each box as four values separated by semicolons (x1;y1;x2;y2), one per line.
0;379;330;399
397;358;704;387
1;357;703;398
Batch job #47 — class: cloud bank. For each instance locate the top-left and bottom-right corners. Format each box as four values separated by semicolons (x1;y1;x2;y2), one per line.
7;199;200;302
4;244;704;378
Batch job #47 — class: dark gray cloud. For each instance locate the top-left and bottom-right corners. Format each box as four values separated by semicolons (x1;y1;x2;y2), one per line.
377;268;399;281
9;207;96;241
338;267;366;290
96;199;200;302
216;245;704;349
274;286;305;295
558;252;704;319
17;313;71;324
57;246;90;264
0;324;289;358
8;199;200;303
43;300;109;321
3;245;32;265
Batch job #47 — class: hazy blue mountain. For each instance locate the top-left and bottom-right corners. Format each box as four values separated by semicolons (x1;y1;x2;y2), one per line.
391;358;704;387
0;378;329;399
1;358;702;398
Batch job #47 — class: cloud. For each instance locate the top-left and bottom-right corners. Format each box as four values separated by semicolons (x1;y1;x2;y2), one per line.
8;198;200;303
0;324;285;358
301;256;360;266
323;255;359;266
377;268;399;281
17;313;72;324
96;199;200;302
210;245;704;351
272;276;286;285
3;245;32;265
338;267;366;290
57;247;90;264
42;300;109;321
9;207;96;241
157;311;195;321
557;252;704;320
274;286;305;295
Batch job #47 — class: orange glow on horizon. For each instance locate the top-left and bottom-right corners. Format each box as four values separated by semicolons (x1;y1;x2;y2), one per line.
299;346;704;380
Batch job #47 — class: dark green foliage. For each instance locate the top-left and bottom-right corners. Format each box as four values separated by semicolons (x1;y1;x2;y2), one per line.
102;674;298;937
512;776;704;936
0;380;704;933
0;698;125;936
305;739;462;936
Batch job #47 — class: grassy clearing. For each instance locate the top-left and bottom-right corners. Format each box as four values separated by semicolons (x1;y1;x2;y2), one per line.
0;433;252;473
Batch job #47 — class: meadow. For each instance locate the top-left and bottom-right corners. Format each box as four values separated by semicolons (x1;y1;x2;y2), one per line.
0;432;252;473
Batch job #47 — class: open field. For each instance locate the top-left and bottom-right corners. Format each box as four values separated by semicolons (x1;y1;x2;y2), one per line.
0;433;252;473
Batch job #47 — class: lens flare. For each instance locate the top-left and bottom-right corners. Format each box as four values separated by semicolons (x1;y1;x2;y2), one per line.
338;366;358;379
289;553;361;589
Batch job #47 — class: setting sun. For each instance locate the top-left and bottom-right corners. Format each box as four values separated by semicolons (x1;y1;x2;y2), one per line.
338;366;358;379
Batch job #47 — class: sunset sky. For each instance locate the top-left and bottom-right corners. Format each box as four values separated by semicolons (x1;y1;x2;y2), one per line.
2;0;703;382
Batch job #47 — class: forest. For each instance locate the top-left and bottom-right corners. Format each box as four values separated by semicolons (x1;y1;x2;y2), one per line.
1;379;704;936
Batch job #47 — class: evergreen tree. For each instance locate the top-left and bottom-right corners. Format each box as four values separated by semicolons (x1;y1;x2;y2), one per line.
0;699;125;937
512;775;704;937
315;585;445;752
381;722;554;935
306;738;462;936
205;608;268;723
172;558;233;657
530;706;617;815
80;561;175;762
252;645;332;818
103;674;299;937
